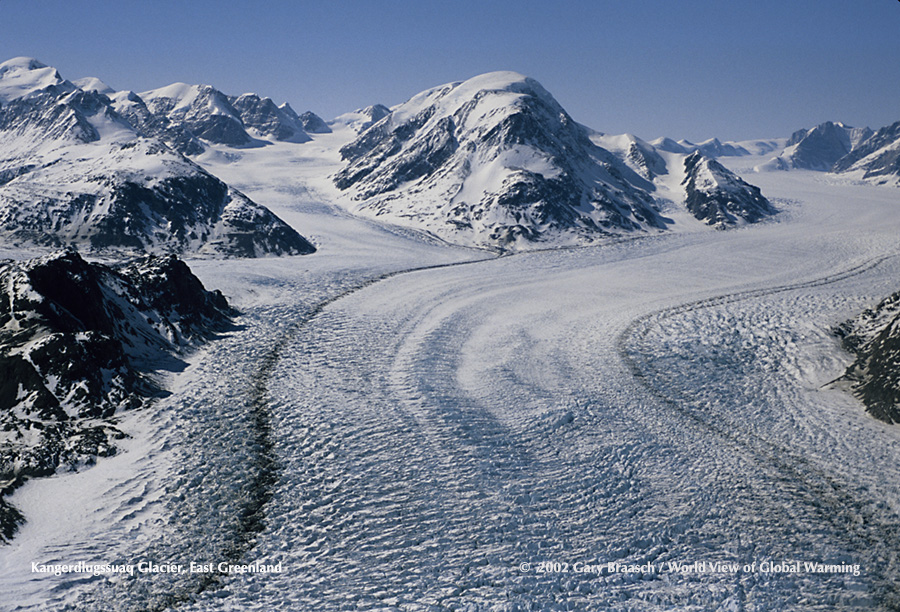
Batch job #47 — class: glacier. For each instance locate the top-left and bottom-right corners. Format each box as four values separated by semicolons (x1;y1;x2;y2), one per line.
0;65;899;611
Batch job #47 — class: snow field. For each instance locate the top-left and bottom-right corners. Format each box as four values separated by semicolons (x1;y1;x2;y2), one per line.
3;124;900;610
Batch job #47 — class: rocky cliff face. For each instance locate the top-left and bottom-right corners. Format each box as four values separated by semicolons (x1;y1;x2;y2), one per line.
109;89;206;156
138;84;314;147
299;110;332;134
780;122;872;171
0;250;235;541
140;83;253;147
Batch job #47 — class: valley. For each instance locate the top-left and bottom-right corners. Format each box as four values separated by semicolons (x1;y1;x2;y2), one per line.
1;58;900;610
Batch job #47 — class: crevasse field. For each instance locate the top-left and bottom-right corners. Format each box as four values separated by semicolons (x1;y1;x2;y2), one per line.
2;127;900;611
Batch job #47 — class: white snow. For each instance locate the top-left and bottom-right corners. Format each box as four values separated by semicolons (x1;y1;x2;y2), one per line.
0;57;74;103
72;77;114;96
139;83;203;111
2;68;900;609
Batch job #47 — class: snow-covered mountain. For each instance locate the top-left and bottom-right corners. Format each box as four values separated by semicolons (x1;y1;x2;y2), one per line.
682;152;776;228
650;136;751;158
0;58;315;257
0;249;234;541
831;121;900;186
330;104;392;134
589;132;668;181
750;119;900;186
138;83;251;147
334;71;670;249
228;93;312;143
108;88;206;156
298;110;331;134
138;83;313;148
71;76;114;96
761;121;873;171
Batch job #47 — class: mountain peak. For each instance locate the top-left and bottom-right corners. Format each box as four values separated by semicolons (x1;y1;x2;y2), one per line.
682;151;776;228
73;76;115;95
771;121;871;171
0;56;73;102
335;71;666;249
389;71;558;130
0;57;48;72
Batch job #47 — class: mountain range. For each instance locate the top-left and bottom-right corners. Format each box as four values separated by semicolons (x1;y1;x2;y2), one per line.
0;57;316;258
1;55;900;554
3;57;899;255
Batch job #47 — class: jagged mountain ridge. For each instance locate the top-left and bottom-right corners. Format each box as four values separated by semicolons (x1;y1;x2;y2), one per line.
650;136;753;158
76;65;333;150
334;71;671;249
653;118;899;188
0;250;234;540
330;104;392;134
0;57;316;257
138;83;313;150
589;132;668;181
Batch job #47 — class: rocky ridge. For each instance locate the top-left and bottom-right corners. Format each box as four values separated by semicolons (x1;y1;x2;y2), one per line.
0;250;235;541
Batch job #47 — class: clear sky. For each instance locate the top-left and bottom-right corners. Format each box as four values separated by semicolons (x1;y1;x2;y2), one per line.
1;0;897;142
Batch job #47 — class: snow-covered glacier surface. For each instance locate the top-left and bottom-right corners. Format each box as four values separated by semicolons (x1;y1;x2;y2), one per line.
3;148;900;611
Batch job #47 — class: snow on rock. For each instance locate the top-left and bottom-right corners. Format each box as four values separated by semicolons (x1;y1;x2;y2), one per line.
682;151;776;228
0;57;76;103
684;137;750;157
334;71;668;249
298;109;331;134
0;58;316;257
0;249;234;541
0;57;118;146
832;120;900;186
835;287;900;424
591;132;668;180
753;119;900;187
72;77;114;96
228;93;311;143
140;84;314;148
649;136;750;157
763;121;873;172
140;83;254;147
330;104;391;134
109;89;205;156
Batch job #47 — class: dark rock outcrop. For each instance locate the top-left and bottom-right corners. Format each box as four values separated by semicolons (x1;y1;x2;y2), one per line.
835;290;900;424
299;110;331;134
0;250;235;541
228;93;311;143
110;90;205;155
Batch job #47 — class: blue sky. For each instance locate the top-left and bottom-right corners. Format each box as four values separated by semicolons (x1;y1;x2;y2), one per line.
1;0;897;141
